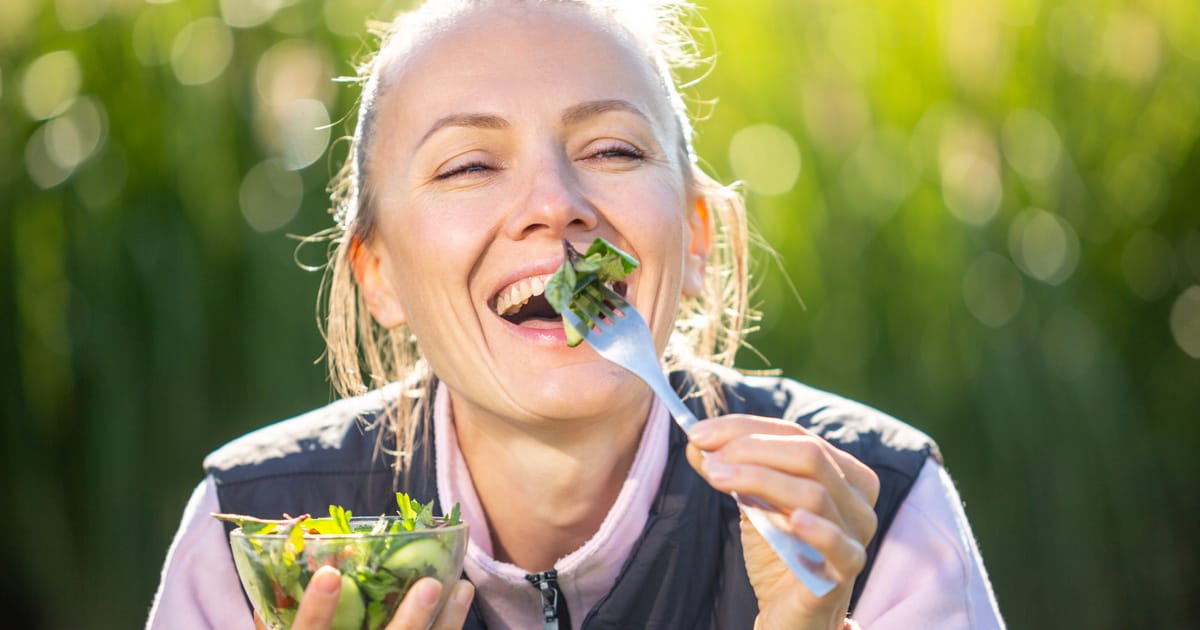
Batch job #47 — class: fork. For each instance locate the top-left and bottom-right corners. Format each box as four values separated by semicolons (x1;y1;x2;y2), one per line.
564;285;838;597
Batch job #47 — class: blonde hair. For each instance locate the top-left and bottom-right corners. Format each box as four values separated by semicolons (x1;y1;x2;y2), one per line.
320;0;754;473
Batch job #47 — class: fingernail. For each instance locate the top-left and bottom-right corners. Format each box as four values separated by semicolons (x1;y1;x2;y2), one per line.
417;579;442;608
702;457;734;482
313;566;341;594
687;422;714;444
453;582;475;606
791;509;815;530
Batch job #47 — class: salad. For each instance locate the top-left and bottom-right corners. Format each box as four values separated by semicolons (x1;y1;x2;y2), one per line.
215;494;466;630
543;237;638;346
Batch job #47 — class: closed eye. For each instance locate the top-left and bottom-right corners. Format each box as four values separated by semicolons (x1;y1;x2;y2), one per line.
434;161;492;180
583;142;644;162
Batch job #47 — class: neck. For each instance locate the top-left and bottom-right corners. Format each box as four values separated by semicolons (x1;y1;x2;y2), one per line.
451;391;652;573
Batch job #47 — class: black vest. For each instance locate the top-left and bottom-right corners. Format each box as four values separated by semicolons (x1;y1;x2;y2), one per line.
205;368;939;628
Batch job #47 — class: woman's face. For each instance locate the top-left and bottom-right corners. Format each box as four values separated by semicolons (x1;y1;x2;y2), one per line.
360;4;704;426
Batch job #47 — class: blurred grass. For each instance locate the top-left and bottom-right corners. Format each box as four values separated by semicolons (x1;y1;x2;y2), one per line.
1;0;1198;627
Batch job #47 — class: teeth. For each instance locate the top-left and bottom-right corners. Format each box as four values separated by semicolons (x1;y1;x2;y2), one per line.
495;274;552;317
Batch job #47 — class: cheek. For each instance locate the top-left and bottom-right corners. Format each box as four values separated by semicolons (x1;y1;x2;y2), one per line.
610;184;690;270
374;207;487;317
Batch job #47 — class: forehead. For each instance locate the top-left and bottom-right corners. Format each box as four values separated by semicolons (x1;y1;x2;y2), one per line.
373;4;677;138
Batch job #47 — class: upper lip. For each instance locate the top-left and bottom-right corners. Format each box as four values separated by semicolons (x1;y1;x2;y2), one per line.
488;259;564;311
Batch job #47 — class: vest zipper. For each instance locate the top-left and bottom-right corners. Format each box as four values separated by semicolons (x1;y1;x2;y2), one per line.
525;569;572;630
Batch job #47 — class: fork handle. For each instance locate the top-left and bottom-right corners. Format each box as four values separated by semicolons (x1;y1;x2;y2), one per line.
734;493;838;596
656;388;699;432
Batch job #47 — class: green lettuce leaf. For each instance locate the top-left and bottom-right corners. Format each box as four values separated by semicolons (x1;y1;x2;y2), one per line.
543;237;639;347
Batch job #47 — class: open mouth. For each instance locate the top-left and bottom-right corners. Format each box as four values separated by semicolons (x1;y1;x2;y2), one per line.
492;274;628;326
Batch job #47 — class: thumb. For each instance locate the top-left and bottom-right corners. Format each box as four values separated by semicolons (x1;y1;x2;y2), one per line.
292;565;342;629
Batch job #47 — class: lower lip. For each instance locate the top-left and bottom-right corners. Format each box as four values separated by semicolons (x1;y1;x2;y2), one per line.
495;315;570;345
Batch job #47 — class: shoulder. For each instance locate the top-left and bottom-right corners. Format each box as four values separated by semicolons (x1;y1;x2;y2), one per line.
854;460;1006;628
676;363;941;477
203;384;401;484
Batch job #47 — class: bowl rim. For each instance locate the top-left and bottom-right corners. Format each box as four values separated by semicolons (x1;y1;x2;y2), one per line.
229;516;468;540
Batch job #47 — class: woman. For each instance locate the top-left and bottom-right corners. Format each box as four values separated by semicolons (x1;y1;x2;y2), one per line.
149;1;1004;628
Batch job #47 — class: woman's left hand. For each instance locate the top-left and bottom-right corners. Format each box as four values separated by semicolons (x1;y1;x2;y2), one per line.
686;414;880;630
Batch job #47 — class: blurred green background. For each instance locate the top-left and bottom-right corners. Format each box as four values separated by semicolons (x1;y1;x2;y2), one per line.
2;0;1198;627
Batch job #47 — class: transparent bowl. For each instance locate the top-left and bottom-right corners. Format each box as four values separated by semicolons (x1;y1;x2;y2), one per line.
229;517;468;630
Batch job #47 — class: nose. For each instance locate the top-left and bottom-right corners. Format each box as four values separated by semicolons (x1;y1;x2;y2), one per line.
503;152;598;240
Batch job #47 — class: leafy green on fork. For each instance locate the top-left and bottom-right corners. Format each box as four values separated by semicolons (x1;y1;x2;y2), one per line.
544;237;637;346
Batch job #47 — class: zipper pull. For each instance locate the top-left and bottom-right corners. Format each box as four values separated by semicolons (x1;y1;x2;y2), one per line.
525;569;572;630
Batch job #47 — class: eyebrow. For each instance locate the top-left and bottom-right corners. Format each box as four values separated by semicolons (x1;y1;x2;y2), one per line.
415;99;651;149
560;99;651;127
417;113;510;148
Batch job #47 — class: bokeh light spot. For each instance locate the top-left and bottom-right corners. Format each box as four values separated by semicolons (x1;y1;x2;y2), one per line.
25;125;71;189
1001;108;1062;181
938;114;1003;225
941;153;1002;226
44;96;108;172
1169;286;1200;359
1122;230;1175;301
963;252;1025;328
21;50;81;120
1103;10;1162;84
728;124;801;196
944;0;1005;91
279;99;331;170
254;40;335;168
171;18;234;86
220;0;285;29
239;159;304;232
1008;209;1080;285
55;0;108;31
0;0;40;47
255;39;334;110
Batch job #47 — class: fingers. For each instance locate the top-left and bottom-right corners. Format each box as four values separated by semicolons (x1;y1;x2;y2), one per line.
431;580;475;630
707;460;850;528
789;509;868;584
292;566;342;630
386;577;475;630
689;416;879;504
687;415;880;543
292;568;474;630
386;578;441;629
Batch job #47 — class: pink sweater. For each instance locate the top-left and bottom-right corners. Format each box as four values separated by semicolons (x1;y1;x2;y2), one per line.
147;388;1004;628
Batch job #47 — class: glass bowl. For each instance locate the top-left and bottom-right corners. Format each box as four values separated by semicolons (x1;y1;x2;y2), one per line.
229;517;468;630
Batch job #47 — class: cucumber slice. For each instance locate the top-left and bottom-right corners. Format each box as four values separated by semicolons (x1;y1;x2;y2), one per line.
382;538;451;577
331;574;366;630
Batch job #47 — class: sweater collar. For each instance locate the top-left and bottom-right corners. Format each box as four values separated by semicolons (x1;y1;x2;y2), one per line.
432;382;671;629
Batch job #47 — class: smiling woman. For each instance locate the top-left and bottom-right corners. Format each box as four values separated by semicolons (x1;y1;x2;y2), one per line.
147;2;1003;629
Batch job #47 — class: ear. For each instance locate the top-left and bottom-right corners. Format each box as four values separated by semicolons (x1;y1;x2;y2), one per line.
682;196;711;298
350;236;406;329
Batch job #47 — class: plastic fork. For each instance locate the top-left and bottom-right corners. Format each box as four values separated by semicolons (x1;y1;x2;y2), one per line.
563;285;837;597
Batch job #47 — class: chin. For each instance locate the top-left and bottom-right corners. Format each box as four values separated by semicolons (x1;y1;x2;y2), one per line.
508;362;646;421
